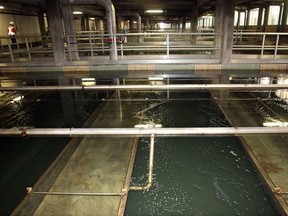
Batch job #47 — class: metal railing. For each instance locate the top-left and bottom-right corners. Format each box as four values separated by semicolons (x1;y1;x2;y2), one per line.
1;31;288;63
233;32;288;59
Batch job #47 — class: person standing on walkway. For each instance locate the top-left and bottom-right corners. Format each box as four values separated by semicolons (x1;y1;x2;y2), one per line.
7;21;17;48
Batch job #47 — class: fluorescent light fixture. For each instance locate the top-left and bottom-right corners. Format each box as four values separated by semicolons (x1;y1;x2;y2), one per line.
0;6;4;9
82;78;95;86
73;11;83;15
89;17;95;20
82;78;95;81
148;76;164;81
146;9;163;14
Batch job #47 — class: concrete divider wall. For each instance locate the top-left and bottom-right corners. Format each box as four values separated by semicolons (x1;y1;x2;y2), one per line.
0;64;287;77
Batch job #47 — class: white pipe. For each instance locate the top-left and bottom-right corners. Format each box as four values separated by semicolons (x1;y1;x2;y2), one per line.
1;127;288;137
26;187;123;196
1;84;288;91
130;134;155;190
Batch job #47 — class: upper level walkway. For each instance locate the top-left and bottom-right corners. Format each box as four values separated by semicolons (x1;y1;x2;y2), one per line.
1;31;288;67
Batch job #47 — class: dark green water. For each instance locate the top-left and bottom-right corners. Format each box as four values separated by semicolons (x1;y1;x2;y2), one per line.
0;90;101;215
125;99;276;215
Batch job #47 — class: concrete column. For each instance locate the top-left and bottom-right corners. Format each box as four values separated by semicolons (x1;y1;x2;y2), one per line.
257;7;264;31
263;5;270;32
190;0;198;45
38;11;46;37
81;16;86;31
58;77;76;123
236;10;241;31
215;0;236;63
182;17;186;32
245;9;250;29
85;17;90;30
129;18;134;32
62;2;80;61
46;0;66;65
96;19;103;32
117;16;122;32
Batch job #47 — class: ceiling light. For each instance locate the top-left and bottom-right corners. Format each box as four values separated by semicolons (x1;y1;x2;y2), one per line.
89;17;95;20
0;6;4;9
148;76;164;81
146;10;163;14
73;11;83;15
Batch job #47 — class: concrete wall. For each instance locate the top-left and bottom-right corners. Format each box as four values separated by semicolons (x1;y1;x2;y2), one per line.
0;13;41;45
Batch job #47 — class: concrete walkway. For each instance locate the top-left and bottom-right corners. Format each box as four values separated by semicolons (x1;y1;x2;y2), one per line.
14;99;140;216
218;94;288;215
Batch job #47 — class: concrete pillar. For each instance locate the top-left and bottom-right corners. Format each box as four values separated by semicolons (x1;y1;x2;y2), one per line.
236;10;241;31
117;16;122;32
81;16;86;31
245;9;250;29
215;0;236;63
62;1;80;61
129;18;134;32
190;0;198;45
58;77;76;123
38;11;46;37
85;17;90;30
46;0;66;65
96;19;103;32
182;17;186;32
257;7;264;31
263;5;270;32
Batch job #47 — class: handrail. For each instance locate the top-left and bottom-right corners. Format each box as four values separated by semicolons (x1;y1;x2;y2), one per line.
1;31;288;63
1;84;288;91
1;127;288;137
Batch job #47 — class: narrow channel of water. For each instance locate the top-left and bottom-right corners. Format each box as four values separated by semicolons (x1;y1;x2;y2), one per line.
125;99;276;215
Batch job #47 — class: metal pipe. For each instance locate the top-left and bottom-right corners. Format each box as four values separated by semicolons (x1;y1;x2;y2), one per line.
1;84;288;92
1;127;288;137
130;134;155;190
26;187;123;196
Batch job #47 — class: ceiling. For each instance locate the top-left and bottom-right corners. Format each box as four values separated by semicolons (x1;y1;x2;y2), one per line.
0;0;284;21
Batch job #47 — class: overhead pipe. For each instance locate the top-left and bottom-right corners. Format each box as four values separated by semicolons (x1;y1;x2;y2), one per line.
130;134;155;191
70;0;117;60
1;84;288;91
1;127;288;137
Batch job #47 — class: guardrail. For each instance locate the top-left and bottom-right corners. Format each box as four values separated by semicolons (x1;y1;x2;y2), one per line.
0;32;288;63
233;32;288;59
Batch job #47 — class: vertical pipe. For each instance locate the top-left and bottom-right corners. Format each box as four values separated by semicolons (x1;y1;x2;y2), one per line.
89;35;94;57
261;34;265;58
25;38;31;61
130;134;155;191
166;34;170;58
67;35;72;61
274;34;279;59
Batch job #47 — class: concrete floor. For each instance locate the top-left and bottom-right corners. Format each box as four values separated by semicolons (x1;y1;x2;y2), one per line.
218;96;288;215
31;100;139;216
